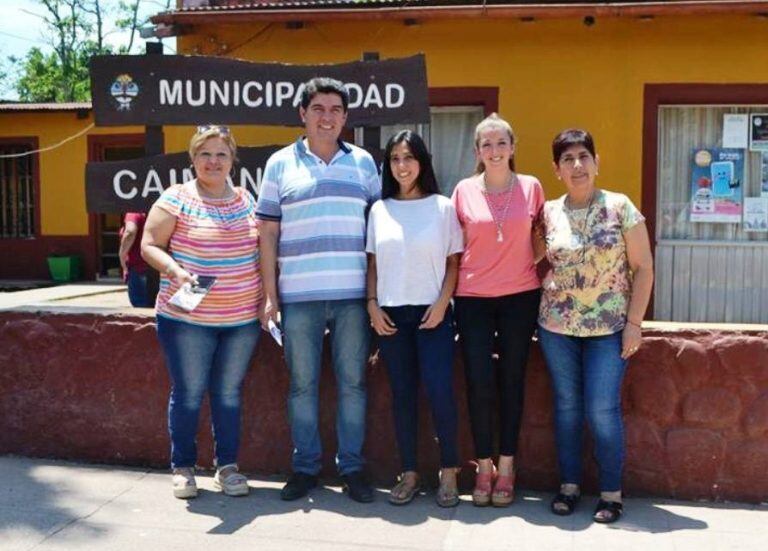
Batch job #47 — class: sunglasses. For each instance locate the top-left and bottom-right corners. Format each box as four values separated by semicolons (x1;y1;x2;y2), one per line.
196;124;231;135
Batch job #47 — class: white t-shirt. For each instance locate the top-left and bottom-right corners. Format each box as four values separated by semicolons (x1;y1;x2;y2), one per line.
366;194;464;307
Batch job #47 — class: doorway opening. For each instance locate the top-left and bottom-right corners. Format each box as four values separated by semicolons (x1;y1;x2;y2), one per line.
87;134;145;280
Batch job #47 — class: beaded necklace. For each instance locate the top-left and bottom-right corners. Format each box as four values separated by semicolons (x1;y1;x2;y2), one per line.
481;173;517;242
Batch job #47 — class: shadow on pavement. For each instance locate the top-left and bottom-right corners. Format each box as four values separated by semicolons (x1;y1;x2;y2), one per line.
181;475;713;535
0;457;108;546
513;493;710;533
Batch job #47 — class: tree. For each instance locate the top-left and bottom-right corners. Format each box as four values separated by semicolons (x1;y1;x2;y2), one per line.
14;43;110;102
0;49;9;98
116;1;141;54
8;0;171;102
14;0;97;101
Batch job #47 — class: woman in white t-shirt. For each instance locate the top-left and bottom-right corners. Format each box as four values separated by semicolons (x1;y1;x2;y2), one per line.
366;130;464;508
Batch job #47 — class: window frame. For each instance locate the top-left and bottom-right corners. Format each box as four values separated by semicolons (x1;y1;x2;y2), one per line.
642;84;768;319
0;136;41;240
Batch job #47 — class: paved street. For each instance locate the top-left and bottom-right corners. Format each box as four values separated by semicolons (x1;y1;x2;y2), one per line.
1;456;765;551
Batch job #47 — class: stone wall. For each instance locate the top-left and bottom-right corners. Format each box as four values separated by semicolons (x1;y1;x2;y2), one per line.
1;310;766;502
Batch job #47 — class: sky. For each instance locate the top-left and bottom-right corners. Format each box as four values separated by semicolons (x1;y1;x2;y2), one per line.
0;0;175;99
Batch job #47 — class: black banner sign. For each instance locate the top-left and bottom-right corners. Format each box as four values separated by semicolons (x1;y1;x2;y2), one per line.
85;145;385;213
85;145;279;213
90;54;429;127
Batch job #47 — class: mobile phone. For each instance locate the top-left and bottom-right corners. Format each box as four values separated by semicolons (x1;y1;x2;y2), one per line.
169;275;217;311
192;275;217;294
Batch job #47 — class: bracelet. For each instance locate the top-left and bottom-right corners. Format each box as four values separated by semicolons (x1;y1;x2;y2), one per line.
626;319;642;329
366;297;378;302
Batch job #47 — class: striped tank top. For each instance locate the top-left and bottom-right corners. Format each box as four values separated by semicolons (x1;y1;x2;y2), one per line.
154;181;262;327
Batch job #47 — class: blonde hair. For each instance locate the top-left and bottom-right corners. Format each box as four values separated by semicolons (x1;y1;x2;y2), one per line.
188;125;238;162
474;113;516;173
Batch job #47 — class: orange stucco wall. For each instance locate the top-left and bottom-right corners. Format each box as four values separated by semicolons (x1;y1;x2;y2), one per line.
178;13;768;207
0;111;142;236
3;13;768;238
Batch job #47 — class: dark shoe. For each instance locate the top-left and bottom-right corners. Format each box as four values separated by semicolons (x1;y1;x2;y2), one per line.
342;471;374;503
551;492;580;516
280;472;318;501
593;499;623;523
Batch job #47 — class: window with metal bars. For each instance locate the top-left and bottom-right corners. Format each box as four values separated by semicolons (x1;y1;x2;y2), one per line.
0;145;36;238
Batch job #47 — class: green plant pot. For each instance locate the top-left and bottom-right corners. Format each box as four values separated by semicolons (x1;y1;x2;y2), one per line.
47;255;82;282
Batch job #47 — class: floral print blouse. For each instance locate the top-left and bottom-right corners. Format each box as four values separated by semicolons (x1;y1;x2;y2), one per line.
538;190;645;337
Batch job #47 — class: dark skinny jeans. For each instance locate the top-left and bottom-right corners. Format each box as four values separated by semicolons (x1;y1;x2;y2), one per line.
378;305;459;471
454;289;541;459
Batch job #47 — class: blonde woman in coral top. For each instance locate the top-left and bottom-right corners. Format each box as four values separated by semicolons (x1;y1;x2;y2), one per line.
451;114;545;507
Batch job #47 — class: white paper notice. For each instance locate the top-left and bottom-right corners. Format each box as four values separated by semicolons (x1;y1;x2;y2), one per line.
723;114;749;149
743;197;768;232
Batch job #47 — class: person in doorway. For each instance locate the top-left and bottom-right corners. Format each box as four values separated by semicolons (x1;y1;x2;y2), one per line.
257;77;381;503
452;113;545;507
119;212;151;307
141;125;262;499
366;130;463;507
537;128;653;523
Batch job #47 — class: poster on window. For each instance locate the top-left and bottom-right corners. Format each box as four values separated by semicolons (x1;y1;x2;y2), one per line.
743;197;768;232
690;148;744;223
761;152;768;197
749;113;768;151
723;113;749;148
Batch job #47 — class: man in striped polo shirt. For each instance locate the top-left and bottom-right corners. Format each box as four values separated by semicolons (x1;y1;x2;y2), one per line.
257;77;381;503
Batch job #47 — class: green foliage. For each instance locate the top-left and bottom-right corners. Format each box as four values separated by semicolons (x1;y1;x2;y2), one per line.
14;48;61;102
14;41;116;102
8;0;160;102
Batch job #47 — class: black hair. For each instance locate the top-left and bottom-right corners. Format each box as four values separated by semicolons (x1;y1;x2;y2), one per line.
300;77;349;112
381;130;440;200
552;128;596;163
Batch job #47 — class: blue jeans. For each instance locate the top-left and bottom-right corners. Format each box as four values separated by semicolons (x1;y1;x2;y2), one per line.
156;316;260;469
282;299;370;476
378;305;459;471
127;270;151;307
537;326;628;492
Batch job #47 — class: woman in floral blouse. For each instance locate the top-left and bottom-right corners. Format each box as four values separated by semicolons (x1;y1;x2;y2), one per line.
537;129;653;523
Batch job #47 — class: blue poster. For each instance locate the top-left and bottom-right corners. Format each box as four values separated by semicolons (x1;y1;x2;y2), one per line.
690;148;744;223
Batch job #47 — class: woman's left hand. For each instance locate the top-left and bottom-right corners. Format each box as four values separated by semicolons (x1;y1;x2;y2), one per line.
621;323;642;359
419;301;448;329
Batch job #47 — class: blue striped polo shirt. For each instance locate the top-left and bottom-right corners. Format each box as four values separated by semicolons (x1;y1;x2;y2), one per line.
256;137;381;304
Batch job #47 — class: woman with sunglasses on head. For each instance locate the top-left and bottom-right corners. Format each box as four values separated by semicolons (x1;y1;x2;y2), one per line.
452;113;545;507
366;130;463;507
537;128;653;523
141;125;263;499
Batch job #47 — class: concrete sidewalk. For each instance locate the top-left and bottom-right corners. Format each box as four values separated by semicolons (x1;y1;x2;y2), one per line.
1;456;765;551
0;283;133;313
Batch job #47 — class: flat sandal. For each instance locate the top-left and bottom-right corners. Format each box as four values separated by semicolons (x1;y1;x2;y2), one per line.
551;492;580;516
593;499;623;523
436;467;460;508
388;473;420;505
